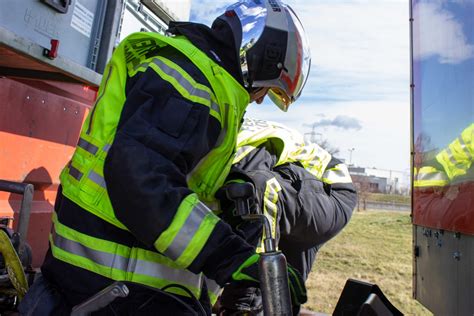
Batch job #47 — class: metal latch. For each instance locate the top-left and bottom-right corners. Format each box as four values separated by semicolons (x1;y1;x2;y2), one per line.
41;0;72;14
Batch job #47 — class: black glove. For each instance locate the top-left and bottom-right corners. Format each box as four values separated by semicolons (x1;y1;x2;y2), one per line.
215;180;262;248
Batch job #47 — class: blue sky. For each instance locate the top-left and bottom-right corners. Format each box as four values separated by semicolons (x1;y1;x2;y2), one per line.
413;1;474;153
190;1;410;171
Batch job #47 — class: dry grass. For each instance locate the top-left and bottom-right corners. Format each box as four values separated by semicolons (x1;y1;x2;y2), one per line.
303;210;431;315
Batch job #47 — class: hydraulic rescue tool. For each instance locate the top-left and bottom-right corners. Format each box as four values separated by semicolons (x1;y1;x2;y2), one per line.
226;182;293;316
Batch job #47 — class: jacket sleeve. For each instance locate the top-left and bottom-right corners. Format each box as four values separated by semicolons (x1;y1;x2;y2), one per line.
274;157;357;248
435;123;474;181
103;54;253;285
230;146;357;249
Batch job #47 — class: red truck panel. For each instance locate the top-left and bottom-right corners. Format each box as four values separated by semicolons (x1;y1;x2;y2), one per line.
0;77;95;267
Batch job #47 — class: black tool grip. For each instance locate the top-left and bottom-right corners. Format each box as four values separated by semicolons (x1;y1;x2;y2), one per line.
225;182;255;216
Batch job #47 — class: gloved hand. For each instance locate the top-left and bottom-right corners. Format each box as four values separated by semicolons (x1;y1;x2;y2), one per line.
231;254;308;306
287;263;307;306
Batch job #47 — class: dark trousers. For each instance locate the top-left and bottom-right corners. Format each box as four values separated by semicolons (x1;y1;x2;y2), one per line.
19;275;211;315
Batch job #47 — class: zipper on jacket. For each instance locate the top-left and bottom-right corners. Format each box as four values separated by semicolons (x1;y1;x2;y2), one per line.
87;66;114;134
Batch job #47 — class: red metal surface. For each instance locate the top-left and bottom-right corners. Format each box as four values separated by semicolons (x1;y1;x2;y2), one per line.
0;77;95;267
413;182;474;235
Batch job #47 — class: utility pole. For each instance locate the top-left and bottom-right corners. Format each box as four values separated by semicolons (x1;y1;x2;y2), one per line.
304;123;322;143
348;148;355;165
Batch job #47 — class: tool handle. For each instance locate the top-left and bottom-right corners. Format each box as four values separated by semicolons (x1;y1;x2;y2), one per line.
71;282;129;316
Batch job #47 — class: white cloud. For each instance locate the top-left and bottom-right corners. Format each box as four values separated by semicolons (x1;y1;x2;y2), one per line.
190;1;410;171
242;21;257;32
189;1;229;24
306;115;362;131
413;2;474;64
246;99;410;171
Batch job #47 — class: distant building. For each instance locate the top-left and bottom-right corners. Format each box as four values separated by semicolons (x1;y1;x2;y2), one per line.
348;166;410;195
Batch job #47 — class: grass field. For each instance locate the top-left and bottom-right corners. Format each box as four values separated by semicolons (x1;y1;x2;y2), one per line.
303;210;431;315
366;193;411;204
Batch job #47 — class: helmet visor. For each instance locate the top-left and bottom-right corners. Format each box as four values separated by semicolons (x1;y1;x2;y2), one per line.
268;88;291;112
281;5;311;106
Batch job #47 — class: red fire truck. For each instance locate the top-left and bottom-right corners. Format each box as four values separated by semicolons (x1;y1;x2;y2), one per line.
411;0;474;314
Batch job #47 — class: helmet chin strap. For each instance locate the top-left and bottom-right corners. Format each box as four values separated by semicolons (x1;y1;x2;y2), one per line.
249;87;270;104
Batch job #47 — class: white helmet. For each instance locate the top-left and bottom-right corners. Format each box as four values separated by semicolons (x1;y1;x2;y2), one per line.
217;0;311;111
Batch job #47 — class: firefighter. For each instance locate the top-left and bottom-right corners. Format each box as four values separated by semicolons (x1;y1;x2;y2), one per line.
217;118;357;315
414;123;474;188
18;0;311;315
413;123;474;234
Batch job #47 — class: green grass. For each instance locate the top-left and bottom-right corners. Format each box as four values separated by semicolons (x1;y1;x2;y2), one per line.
303;210;431;315
367;193;411;204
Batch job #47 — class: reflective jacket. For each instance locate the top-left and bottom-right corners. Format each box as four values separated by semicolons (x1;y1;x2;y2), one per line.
45;31;254;305
414;123;473;187
227;118;356;251
435;123;474;181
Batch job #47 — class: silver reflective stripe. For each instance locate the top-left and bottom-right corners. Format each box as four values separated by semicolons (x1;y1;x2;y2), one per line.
307;158;321;171
89;170;106;188
234;145;256;162
52;229;202;288
458;136;472;159
205;277;222;296
298;147;308;157
417;171;448;182
446;147;458;165
134;58;219;115
151;58;216;107
103;143;112;153
69;165;83;181
78;138;99;155
323;170;351;183
163;202;211;261
211;101;220;115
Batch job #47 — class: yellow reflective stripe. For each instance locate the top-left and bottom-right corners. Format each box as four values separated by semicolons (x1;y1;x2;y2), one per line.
414;166;449;187
233;145;258;164
131;56;221;124
455;136;472;160
322;164;352;184
50;213;204;298
445;147;456;165
175;213;219;268
294;144;332;179
436;131;474;180
257;178;281;253
234;137;267;164
53;212;129;256
154;194;219;268
436;149;466;180
162;202;209;260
